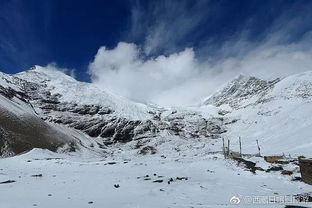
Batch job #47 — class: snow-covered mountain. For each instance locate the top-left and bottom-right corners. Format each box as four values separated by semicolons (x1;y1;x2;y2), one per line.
0;66;227;156
1;66;312;208
1;66;312;158
203;71;312;157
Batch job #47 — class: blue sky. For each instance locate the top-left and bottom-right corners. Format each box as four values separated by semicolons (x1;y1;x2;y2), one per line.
1;0;312;106
1;0;312;80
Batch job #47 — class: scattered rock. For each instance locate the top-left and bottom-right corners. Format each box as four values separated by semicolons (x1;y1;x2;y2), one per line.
153;180;163;183
233;157;264;173
281;170;293;175
0;180;16;184
176;177;188;181
274;160;290;165
31;174;43;177
139;146;157;155
168;178;174;184
291;176;302;181
266;166;283;172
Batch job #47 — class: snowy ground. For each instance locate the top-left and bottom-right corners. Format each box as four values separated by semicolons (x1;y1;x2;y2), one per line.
1;69;312;208
0;149;311;208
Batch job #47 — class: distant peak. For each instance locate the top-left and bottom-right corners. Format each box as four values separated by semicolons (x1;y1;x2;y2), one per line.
16;65;77;83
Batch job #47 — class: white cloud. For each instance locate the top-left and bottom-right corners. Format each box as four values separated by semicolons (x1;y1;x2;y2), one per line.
46;63;76;79
88;39;312;107
88;2;312;107
88;42;201;106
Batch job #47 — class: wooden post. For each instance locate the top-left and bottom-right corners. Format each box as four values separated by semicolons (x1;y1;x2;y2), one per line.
256;139;261;156
239;137;242;157
222;138;226;158
227;139;230;157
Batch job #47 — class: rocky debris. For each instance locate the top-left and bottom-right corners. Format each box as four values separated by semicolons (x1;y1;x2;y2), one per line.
291;177;302;182
266;166;284;172
232;157;264;173
106;162;117;165
176;177;188;181
161;112;227;139
0;86;17;99
139;146;157;155
138;174;189;185
153;179;163;183
281;170;293;175
31;174;43;177
0;180;16;184
218;109;231;116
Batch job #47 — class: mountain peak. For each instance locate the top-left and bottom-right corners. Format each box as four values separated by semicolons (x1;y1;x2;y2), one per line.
203;74;280;108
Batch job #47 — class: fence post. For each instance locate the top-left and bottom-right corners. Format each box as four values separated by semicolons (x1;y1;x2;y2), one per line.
227;139;230;157
256;139;261;156
239;137;242;157
222;138;226;158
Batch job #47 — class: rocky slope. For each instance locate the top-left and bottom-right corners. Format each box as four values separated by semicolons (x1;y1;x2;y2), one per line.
203;71;312;156
0;80;77;157
1;67;312;208
1;65;312;157
0;66;227;156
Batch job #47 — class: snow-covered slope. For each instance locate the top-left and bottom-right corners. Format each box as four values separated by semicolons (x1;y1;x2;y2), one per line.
0;66;227;155
15;66;152;120
1;148;311;208
204;71;312;157
1;67;312;208
1;66;312;157
0;88;76;157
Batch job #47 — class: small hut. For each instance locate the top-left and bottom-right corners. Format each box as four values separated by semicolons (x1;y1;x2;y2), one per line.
299;158;312;185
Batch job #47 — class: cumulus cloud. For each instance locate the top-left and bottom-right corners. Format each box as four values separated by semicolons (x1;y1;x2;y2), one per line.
88;37;312;107
88;42;201;106
88;1;312;107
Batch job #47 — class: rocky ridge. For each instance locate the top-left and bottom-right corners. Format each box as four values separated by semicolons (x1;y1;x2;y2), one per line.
0;66;227;156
